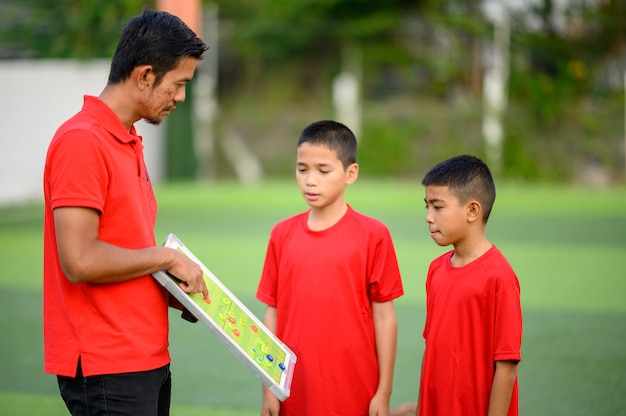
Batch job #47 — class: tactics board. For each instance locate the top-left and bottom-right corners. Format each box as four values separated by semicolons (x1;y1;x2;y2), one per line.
152;233;296;401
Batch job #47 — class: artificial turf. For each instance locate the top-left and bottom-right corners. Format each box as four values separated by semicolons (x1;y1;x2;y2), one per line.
0;181;624;415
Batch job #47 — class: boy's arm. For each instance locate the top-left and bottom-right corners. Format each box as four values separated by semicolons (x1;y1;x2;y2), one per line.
487;360;518;416
261;306;281;416
369;300;398;416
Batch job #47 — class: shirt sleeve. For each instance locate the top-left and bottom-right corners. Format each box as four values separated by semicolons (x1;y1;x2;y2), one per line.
256;230;279;307
494;271;523;362
47;129;107;213
367;226;404;303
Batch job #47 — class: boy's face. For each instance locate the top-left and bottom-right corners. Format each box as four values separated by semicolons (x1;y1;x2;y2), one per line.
296;142;357;209
423;185;469;247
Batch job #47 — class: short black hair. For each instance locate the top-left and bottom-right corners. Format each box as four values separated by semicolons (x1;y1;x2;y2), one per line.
108;8;208;86
422;155;496;222
298;120;357;169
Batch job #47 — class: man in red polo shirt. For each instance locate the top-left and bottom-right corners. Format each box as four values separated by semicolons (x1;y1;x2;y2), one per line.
43;8;209;416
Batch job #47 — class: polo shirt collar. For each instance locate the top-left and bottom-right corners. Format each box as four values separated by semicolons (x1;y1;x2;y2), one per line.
82;95;141;144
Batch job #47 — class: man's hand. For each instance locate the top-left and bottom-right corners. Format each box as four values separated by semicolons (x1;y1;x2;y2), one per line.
166;248;208;298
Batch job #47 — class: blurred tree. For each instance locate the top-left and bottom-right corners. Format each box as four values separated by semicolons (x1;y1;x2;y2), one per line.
214;0;422;95
415;0;491;97
0;0;622;181
0;0;154;59
508;0;625;125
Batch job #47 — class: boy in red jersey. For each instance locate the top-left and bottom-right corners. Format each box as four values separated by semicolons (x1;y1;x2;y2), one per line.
256;120;404;416
418;155;523;416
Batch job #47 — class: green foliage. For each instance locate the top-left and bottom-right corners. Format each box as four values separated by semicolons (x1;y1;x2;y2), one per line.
0;0;154;58
1;0;623;183
215;0;418;95
501;129;543;181
359;118;418;176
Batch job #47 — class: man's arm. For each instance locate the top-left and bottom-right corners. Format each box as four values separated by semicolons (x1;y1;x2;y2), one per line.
488;360;518;416
261;306;281;416
54;206;207;296
369;300;398;416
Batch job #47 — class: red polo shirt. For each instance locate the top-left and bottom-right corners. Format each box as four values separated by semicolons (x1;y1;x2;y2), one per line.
43;95;169;377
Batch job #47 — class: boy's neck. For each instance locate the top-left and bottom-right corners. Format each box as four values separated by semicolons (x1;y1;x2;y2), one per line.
450;235;492;267
307;201;349;232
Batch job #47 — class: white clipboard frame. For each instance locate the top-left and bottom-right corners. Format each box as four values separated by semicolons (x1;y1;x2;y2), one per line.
152;233;296;401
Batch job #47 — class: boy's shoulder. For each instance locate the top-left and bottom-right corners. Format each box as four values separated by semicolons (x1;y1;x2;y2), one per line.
428;246;516;276
484;245;516;271
429;249;455;268
269;206;392;237
270;211;307;234
347;205;391;231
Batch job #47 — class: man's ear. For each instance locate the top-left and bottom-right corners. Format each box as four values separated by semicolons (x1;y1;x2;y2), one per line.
133;65;155;90
346;163;359;185
466;200;482;223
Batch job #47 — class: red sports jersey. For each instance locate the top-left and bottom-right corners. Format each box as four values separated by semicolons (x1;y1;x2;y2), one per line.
418;246;522;416
43;95;169;377
257;205;404;416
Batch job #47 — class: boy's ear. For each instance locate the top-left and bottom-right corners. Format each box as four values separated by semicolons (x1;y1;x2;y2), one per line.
466;200;482;223
346;163;359;184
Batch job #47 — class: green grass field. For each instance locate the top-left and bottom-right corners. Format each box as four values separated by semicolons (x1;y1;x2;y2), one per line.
0;180;625;415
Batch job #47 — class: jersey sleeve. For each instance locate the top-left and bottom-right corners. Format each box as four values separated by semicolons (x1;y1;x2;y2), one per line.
256;229;280;307
367;226;404;303
494;271;523;362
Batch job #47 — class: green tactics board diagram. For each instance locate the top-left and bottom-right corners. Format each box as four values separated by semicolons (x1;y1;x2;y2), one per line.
152;234;296;401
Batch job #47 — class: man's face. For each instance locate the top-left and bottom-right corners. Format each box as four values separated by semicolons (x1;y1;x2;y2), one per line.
142;56;198;125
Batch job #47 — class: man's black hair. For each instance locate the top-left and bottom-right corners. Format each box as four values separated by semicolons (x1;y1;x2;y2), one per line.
108;8;208;86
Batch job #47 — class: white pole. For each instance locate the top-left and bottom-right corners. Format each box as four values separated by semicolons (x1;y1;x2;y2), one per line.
333;47;362;140
482;6;509;174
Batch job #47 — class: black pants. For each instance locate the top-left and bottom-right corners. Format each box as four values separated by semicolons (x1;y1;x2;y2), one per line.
57;359;171;416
